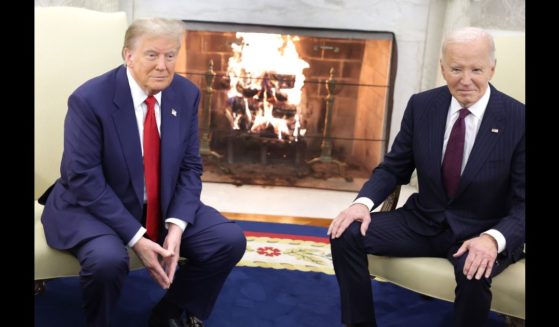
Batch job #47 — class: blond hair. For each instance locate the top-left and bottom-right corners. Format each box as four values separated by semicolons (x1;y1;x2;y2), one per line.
122;17;185;60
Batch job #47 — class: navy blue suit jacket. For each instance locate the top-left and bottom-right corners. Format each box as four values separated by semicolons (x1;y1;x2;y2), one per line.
357;84;525;261
42;65;207;250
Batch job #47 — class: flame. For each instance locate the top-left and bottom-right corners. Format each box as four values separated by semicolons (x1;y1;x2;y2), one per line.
249;92;290;140
226;32;309;140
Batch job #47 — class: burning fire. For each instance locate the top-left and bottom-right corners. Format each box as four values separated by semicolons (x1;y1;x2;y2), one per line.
226;32;309;141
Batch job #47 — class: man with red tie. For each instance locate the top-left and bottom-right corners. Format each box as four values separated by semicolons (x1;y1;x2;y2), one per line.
328;27;524;327
40;17;246;327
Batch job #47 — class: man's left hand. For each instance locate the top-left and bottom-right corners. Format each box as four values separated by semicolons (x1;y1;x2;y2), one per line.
453;234;498;280
162;223;183;284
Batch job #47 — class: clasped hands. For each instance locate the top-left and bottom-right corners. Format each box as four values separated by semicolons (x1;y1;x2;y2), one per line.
133;224;183;289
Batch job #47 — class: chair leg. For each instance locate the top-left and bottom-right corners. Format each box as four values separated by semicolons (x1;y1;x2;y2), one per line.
34;280;47;295
504;315;525;327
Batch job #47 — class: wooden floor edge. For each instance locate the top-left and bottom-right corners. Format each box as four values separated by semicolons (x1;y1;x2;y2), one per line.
221;211;332;227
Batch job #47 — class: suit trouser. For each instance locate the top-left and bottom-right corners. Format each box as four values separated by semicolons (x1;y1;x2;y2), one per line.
330;209;514;327
71;204;247;327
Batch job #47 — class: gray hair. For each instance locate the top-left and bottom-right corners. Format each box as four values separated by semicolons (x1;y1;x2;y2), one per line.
122;17;186;59
441;27;495;63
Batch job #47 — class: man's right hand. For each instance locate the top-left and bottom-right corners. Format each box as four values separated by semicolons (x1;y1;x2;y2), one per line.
327;203;371;239
132;237;173;289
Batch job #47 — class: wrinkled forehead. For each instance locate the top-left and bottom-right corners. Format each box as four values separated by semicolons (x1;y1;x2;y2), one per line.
443;36;495;62
442;40;494;64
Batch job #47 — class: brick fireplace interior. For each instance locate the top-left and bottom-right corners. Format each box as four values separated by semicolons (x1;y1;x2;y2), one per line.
175;21;396;191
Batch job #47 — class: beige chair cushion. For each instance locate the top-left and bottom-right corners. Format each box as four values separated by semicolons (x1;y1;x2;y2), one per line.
35;201;144;280
368;255;525;319
34;6;128;199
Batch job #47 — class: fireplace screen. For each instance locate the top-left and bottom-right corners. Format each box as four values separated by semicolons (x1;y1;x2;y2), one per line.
176;21;396;191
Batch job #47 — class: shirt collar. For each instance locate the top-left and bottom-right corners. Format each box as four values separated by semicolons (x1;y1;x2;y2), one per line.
126;67;162;108
449;85;491;120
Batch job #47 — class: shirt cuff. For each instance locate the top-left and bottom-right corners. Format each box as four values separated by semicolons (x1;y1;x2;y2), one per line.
482;229;506;253
352;197;374;212
128;227;147;247
165;218;188;232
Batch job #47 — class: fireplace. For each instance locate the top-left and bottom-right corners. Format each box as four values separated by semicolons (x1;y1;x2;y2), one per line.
176;21;397;191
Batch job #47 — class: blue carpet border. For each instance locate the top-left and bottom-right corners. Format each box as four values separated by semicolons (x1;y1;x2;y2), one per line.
234;220;328;237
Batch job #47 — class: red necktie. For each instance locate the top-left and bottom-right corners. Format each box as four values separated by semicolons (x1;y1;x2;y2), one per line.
442;108;470;198
144;95;160;242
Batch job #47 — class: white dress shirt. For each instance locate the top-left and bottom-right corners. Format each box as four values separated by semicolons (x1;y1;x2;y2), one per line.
126;68;187;247
353;86;506;253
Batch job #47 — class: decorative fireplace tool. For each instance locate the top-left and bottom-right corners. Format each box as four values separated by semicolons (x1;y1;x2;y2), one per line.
307;68;349;180
199;60;224;159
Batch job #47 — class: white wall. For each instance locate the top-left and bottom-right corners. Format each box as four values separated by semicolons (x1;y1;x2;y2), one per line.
35;0;119;11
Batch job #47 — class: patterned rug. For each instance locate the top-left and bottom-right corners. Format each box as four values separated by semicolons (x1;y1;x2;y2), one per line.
239;231;333;274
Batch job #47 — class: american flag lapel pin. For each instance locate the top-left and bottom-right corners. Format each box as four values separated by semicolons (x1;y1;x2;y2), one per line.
171;109;177;117
491;128;499;133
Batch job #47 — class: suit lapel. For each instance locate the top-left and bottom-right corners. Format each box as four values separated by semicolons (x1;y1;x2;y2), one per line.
112;67;144;207
427;88;452;201
160;87;180;213
454;87;505;198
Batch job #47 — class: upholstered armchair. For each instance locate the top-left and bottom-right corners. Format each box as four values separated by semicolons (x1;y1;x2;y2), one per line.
370;185;525;326
34;6;144;294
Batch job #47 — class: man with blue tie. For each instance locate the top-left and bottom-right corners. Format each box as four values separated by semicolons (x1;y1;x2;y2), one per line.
40;17;246;327
328;27;524;327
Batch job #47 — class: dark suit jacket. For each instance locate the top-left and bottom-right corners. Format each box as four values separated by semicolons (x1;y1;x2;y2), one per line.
41;65;206;250
357;84;525;261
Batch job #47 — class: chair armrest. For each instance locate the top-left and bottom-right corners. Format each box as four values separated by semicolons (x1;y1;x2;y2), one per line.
380;185;401;212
